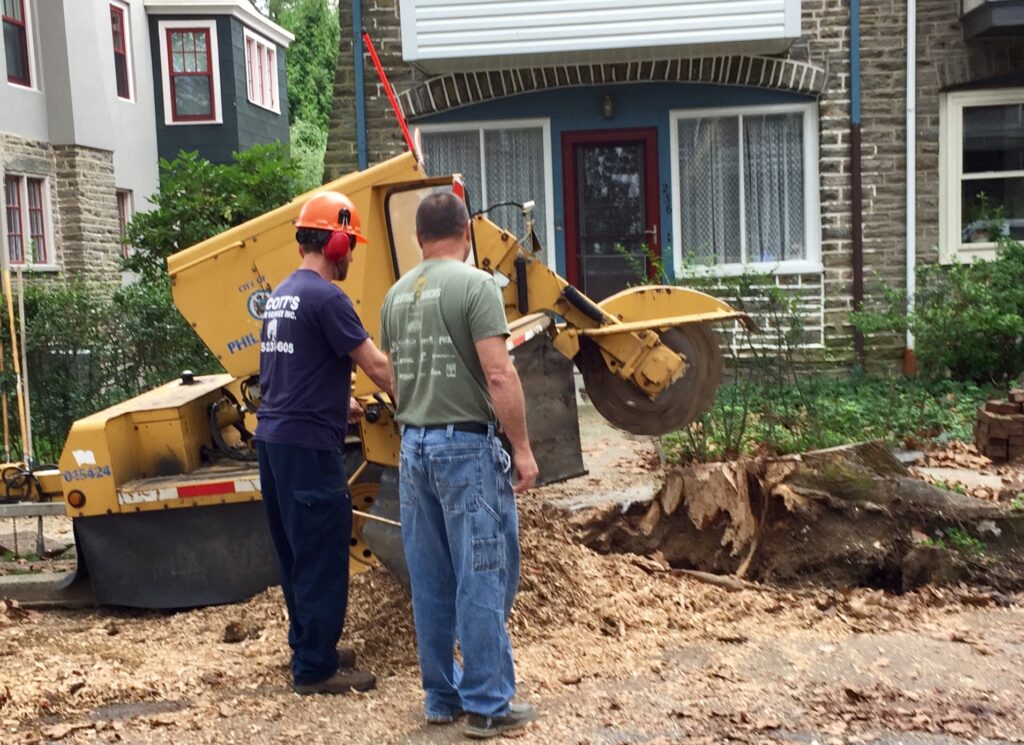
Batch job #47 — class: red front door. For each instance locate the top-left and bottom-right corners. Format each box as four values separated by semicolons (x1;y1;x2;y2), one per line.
562;128;660;301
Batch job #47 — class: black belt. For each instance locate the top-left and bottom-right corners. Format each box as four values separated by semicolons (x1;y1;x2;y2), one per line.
421;422;490;434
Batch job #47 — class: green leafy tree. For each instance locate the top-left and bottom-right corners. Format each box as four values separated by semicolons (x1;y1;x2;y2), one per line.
274;0;340;130
3;145;304;461
290;117;329;191
124;144;302;282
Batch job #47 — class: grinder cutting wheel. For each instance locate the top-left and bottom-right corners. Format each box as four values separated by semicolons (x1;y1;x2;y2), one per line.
579;323;723;436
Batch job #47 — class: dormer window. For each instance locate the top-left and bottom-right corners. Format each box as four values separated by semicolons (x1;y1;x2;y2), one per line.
157;19;222;125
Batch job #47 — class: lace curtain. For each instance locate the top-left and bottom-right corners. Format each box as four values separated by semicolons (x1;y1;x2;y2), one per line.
744;113;805;262
421;127;547;260
678;116;741;264
678;112;805;266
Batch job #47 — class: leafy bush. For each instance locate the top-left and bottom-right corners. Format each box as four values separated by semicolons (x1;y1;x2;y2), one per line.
125;144;302;281
663;376;993;463
0;280;219;464
852;205;1024;384
0;145;301;463
291;118;328;191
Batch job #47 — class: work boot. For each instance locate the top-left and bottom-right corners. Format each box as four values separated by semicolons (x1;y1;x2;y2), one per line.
337;646;357;670
292;669;377;695
464;703;537;739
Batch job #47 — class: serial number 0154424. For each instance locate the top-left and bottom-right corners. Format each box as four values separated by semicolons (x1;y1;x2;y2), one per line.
63;465;112;482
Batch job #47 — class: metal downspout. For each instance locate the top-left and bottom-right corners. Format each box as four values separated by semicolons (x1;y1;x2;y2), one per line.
851;0;865;365
354;0;368;170
905;0;917;375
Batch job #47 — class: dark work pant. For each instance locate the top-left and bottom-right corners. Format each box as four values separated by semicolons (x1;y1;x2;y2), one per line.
256;440;351;686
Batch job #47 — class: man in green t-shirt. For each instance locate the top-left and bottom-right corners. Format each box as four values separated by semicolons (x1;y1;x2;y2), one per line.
380;192;538;740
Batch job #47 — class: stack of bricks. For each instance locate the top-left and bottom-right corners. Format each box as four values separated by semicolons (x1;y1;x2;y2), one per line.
974;390;1024;461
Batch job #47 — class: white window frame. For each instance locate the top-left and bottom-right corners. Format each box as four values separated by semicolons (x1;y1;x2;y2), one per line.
156;18;222;126
243;26;278;114
939;87;1024;264
417;118;556;271
4;0;38;91
669;102;821;277
3;173;57;271
109;0;135;102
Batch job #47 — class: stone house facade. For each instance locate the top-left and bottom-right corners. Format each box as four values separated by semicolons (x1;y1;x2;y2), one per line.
326;0;1024;369
0;0;291;285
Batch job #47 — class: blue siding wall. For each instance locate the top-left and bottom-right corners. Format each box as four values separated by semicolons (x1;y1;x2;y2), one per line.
416;83;813;277
231;18;290;152
150;16;239;164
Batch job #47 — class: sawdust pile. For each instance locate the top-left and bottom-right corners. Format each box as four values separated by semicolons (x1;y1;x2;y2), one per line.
2;494;1022;744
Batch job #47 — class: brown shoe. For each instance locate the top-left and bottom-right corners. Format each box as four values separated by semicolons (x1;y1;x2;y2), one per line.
293;669;377;695
338;647;357;670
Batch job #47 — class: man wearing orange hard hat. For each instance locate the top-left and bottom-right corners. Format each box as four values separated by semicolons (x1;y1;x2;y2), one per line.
254;191;393;695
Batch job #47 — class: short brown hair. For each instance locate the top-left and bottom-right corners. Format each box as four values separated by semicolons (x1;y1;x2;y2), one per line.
416;192;469;244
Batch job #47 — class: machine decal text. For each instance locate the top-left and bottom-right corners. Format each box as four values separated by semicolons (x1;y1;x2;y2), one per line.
64;465;112;482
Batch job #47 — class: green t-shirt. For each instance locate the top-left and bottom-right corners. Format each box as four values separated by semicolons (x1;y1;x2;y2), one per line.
380;259;510;426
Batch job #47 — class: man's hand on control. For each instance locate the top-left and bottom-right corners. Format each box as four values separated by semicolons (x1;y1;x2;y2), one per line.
513;449;539;494
348;397;364;424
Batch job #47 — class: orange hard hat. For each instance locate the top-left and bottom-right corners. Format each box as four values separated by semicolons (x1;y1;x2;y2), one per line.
294;192;368;243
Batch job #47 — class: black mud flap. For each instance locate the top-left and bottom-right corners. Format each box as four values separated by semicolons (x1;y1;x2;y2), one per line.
512;329;587;486
74;502;280;609
362;468;409;591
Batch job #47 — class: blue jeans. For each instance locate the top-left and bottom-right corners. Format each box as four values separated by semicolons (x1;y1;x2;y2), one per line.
256;440;351;686
399;424;521;720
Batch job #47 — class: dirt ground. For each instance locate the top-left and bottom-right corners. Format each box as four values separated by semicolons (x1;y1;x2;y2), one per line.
1;410;1023;745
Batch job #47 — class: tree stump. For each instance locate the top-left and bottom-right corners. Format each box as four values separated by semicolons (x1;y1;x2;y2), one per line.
572;441;1024;592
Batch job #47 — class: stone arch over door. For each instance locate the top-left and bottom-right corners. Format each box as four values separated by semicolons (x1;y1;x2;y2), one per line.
397;56;828;120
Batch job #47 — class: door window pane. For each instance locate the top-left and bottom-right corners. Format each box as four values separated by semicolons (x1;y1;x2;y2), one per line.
678;117;741;264
576;142;647;299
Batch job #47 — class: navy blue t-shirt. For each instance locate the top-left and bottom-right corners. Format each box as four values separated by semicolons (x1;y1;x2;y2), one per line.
254;269;369;453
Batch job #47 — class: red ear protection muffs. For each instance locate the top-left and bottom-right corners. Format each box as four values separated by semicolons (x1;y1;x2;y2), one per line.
323;230;353;262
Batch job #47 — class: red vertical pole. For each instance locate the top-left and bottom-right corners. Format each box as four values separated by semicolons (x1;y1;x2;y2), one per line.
361;30;417;156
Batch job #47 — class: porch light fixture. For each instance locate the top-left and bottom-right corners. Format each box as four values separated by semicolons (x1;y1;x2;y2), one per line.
602;92;614;119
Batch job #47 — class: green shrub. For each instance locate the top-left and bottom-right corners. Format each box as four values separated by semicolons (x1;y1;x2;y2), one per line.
852;202;1024;384
124;144;302;282
0;280;219;464
0;145;301;464
290;118;328;192
663;376;993;463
